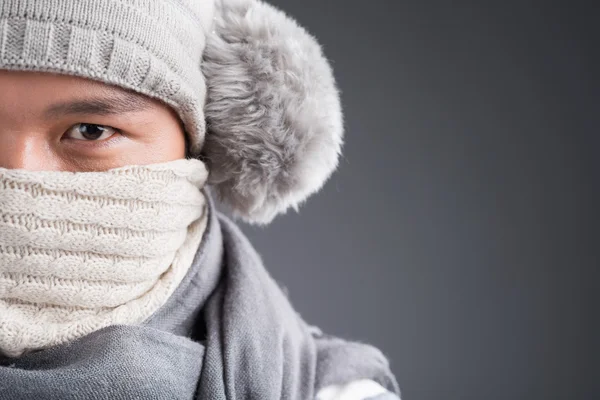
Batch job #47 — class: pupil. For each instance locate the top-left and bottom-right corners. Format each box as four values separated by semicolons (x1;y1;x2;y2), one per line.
80;124;105;140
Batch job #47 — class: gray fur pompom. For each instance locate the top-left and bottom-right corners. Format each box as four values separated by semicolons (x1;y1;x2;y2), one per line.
201;0;344;224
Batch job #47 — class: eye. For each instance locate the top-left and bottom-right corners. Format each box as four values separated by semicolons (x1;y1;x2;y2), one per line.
65;123;119;141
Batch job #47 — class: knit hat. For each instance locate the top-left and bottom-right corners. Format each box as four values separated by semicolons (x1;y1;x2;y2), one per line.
0;0;343;224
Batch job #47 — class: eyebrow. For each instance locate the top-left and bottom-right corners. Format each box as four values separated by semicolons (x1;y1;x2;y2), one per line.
43;91;154;119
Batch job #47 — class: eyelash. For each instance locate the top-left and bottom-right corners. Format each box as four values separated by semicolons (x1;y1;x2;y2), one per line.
64;123;121;143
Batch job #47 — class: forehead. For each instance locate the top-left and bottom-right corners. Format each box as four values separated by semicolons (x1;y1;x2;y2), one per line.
1;70;123;93
0;69;158;117
0;70;156;105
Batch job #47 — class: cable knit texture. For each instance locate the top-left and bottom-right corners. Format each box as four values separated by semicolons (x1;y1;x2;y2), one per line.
0;158;209;358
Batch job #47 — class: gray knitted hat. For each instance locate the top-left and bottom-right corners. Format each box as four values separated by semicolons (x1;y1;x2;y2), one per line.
0;0;343;224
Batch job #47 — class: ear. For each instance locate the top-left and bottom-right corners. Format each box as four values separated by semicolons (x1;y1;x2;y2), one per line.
201;0;344;225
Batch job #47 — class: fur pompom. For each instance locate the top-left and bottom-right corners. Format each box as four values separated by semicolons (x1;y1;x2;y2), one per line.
201;0;344;224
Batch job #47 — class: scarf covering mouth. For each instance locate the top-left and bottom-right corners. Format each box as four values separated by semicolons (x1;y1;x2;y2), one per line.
0;195;401;399
0;158;209;358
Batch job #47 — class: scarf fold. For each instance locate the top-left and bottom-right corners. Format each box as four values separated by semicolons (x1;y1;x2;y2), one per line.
0;191;399;399
0;159;209;358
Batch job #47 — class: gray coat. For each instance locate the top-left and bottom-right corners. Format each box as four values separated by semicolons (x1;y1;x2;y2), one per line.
0;194;400;399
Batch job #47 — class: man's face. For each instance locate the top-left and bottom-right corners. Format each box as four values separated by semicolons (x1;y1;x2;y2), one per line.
0;70;187;171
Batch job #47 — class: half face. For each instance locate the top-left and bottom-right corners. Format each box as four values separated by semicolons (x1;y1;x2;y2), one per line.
0;70;187;172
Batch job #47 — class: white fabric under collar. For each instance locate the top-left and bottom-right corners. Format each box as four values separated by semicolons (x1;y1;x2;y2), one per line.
0;159;208;358
317;379;395;400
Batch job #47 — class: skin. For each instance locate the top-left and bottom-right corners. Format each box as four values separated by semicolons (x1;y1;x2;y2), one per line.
0;70;187;172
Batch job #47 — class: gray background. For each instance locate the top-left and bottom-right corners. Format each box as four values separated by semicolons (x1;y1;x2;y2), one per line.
231;2;598;400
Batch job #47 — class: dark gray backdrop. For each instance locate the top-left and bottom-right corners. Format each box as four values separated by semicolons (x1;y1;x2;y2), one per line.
226;2;598;399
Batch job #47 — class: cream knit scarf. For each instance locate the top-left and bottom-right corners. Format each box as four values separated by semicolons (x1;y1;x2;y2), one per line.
0;159;209;358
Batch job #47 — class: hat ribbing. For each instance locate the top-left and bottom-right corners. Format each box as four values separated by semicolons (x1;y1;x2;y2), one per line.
0;0;215;155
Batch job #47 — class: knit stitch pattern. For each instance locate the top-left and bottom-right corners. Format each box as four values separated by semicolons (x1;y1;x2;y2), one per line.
0;159;209;358
0;0;216;154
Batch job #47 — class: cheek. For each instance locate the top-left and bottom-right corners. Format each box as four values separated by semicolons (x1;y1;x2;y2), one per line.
130;103;189;164
123;125;187;165
149;127;187;161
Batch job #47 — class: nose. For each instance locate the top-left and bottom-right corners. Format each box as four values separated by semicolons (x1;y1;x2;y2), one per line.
0;132;56;171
